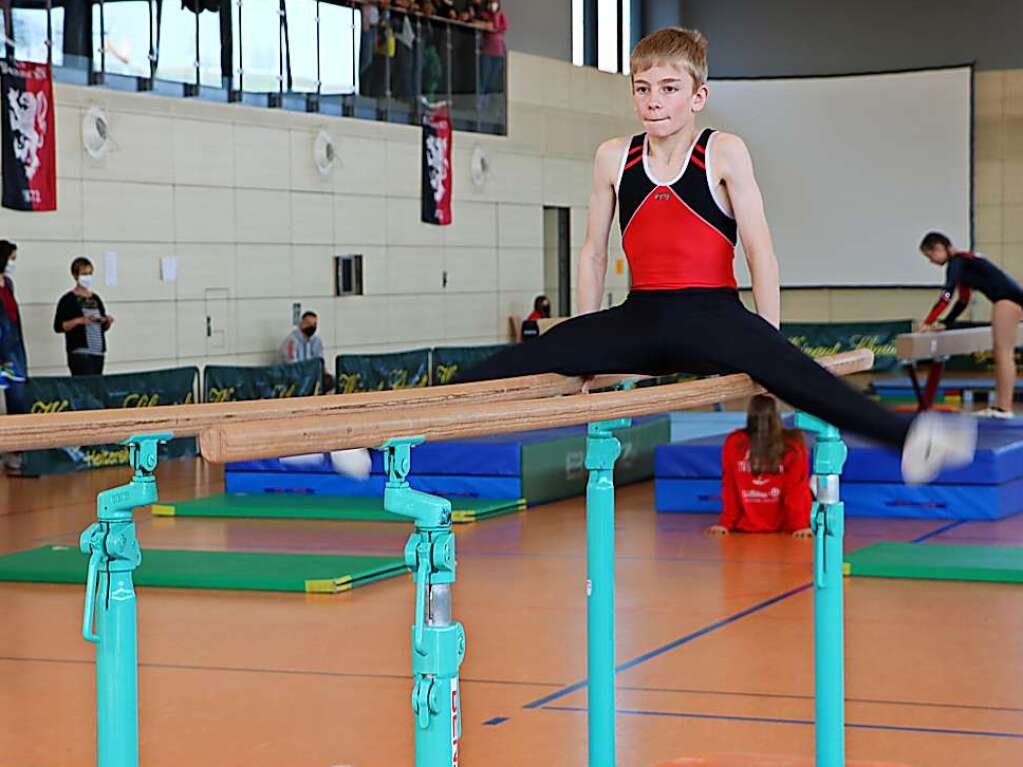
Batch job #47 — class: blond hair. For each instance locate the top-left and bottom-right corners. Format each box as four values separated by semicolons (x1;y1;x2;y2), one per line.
630;28;708;89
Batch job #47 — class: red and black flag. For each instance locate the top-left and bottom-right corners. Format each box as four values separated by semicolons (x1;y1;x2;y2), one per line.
1;59;56;212
421;103;452;225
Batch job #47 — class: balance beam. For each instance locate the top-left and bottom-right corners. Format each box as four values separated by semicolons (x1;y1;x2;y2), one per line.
199;350;873;464
0;373;638;453
896;324;1023;361
895;325;1023;410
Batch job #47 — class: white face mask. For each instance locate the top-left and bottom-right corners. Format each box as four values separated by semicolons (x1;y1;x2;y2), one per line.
4;260;15;276
78;274;94;290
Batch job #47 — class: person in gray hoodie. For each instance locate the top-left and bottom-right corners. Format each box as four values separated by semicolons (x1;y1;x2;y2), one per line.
280;310;333;392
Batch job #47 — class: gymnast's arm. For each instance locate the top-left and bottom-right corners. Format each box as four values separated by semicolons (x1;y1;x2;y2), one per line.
577;138;625;316
923;257;964;329
715;132;781;329
942;289;971;326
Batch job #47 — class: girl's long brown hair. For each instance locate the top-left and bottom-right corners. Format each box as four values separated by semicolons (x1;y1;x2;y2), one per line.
746;394;804;474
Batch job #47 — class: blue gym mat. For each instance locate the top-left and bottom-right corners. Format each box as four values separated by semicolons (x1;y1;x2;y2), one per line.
871;377;1023;397
226;472;522;500
655;421;1023;520
668;411;749;443
655;476;1023;520
227;416;670;504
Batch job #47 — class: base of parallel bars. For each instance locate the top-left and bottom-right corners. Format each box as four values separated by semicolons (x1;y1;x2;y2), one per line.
653;756;911;767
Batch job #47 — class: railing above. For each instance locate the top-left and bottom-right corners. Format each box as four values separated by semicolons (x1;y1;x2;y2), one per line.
3;0;507;134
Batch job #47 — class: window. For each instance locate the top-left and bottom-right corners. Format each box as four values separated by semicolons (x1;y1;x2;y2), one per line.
319;1;359;95
240;0;282;92
197;8;222;87
572;0;583;67
574;0;631;74
92;1;150;78
596;0;616;73
11;7;65;66
156;4;199;84
335;254;364;296
620;0;631;75
286;0;318;92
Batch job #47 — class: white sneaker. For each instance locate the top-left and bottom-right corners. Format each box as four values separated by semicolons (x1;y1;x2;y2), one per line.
329;448;373;479
975;407;1014;419
901;412;977;485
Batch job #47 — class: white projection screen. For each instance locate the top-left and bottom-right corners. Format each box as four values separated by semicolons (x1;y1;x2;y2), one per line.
699;66;972;287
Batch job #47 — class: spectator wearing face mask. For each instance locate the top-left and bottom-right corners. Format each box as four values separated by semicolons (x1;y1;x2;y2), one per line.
280;311;335;393
520;295;552;342
281;311;324;365
54;257;114;376
526;294;552;321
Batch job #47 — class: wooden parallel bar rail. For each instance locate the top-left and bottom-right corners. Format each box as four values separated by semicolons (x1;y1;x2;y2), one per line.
896;325;1023;361
199;350;874;464
0;373;639;453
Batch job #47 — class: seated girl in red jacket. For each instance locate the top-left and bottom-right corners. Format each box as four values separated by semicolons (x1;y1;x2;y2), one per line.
706;395;813;538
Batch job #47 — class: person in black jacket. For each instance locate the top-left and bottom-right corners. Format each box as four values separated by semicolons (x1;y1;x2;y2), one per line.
53;257;114;376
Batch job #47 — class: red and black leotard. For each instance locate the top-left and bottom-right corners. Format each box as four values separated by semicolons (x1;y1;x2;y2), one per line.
617;128;738;290
457;127;912;450
924;251;1023;325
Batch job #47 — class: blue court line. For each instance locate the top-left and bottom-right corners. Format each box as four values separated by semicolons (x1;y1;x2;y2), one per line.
911;520;966;543
522;582;813;710
543;705;1023;740
615;685;1023;715
483;717;509;726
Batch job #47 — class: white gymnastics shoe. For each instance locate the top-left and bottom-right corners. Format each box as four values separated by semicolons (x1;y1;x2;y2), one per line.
329;448;372;479
901;412;977;485
975;407;1014;419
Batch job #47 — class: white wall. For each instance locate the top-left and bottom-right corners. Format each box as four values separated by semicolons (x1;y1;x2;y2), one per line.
2;52;637;376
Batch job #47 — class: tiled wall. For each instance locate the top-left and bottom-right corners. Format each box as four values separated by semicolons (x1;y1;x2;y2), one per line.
2;54;998;377
4;53;637;377
970;69;1023;322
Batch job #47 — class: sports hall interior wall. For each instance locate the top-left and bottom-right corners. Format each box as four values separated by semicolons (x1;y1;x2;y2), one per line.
0;51;1011;377
502;0;572;62
682;0;1023;76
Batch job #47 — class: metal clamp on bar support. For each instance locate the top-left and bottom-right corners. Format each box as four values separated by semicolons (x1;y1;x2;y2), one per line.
794;412;847;767
795;413;848;588
79;432;171;767
585;406;631;767
381;437;465;767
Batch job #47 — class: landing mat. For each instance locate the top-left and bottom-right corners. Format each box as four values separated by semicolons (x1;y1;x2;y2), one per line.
844;542;1023;583
0;546;407;593
152;494;525;524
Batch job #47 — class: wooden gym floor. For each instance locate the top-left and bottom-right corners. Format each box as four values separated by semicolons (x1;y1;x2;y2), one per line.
1;458;1022;766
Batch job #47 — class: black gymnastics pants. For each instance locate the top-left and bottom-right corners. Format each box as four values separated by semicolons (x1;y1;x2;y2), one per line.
459;289;909;448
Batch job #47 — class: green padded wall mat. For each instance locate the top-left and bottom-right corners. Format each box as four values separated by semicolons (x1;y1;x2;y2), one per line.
0;546;407;593
521;416;670;505
844;542;1023;583
152;494;525;523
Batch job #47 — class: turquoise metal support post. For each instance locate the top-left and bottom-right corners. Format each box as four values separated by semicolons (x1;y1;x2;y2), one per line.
794;413;848;767
80;433;171;767
382;438;466;767
585;412;630;767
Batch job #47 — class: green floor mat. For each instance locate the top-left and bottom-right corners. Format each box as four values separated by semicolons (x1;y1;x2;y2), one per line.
844;542;1023;583
152;493;525;524
0;546;407;593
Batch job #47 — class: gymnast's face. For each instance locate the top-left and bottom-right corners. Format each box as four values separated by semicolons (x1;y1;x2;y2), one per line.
922;245;950;265
631;63;707;139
